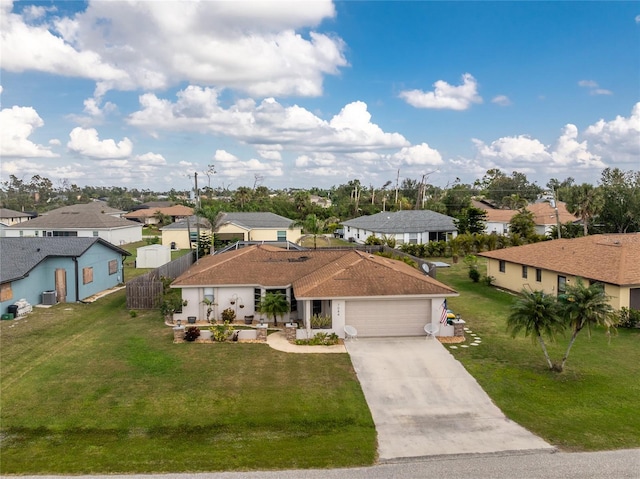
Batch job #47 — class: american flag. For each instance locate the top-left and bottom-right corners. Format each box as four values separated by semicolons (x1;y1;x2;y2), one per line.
439;299;448;324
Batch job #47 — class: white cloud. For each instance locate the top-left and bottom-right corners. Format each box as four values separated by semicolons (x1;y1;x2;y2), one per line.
2;0;346;98
398;73;482;110
491;95;511;106
392;143;443;166
0;105;58;158
583;102;640;164
578;79;613;95
67;127;133;159
635;14;640;24
550;124;605;170
128;87;408;153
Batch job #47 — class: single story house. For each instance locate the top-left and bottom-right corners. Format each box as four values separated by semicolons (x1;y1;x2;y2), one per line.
479;234;640;310
171;244;458;339
215;212;302;244
0;208;35;226
4;202;141;245
341;210;457;245
161;216;212;250
124;205;194;225
0;237;130;314
477;201;579;236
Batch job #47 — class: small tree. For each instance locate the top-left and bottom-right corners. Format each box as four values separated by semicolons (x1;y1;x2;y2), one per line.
509;208;536;239
507;289;564;370
559;279;615;372
256;292;290;326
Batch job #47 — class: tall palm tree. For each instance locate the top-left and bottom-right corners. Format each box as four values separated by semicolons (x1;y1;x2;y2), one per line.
507;289;565;370
566;183;604;236
292;214;325;249
559;278;615;372
256;292;290;327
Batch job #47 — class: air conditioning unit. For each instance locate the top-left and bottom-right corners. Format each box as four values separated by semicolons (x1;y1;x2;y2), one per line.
42;291;57;306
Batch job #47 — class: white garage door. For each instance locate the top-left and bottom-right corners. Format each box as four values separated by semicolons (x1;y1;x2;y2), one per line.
346;299;431;337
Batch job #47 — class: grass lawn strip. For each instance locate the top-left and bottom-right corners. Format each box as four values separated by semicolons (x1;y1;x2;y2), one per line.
0;291;376;474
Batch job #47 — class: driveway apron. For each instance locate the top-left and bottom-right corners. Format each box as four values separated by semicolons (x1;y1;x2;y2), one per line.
345;337;555;461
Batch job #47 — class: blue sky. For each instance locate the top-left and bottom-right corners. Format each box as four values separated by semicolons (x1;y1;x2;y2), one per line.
1;0;638;192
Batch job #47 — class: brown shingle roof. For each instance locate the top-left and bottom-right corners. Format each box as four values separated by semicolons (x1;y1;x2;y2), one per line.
124;205;193;219
480;201;578;226
479;234;640;286
172;245;457;298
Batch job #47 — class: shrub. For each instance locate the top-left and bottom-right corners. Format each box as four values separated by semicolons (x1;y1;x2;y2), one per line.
221;307;236;323
295;332;340;346
469;268;481;283
184;326;201;342
616;307;640;328
483;275;496;286
210;321;234;342
310;314;332;329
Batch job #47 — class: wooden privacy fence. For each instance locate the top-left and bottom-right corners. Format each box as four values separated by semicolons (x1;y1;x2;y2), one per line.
126;252;195;309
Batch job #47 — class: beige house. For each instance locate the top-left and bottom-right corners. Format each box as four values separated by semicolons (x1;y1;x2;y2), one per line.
479;234;640;310
215;212;302;244
161;216;212;250
0;208;35;226
478;201;579;236
124;205;194;225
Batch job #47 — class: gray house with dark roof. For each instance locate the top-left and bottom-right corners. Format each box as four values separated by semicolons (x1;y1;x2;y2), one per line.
0;237;130;314
341;210;457;245
4;202;141;245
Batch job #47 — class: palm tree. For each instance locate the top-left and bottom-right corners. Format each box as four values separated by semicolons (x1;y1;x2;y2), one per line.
507;289;565;370
566;183;604;236
559;278;615;372
293;214;325;249
256;292;290;327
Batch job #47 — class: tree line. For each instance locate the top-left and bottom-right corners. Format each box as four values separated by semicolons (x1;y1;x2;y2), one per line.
1;167;639;235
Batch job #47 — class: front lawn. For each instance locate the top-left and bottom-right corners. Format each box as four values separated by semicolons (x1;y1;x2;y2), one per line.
0;291;376;474
435;258;640;451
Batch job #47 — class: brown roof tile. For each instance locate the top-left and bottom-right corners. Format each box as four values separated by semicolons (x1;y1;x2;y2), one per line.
479;234;640;286
172;245;457;298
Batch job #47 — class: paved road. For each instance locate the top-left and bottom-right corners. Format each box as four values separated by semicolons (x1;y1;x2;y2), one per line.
5;449;639;479
345;337;554;460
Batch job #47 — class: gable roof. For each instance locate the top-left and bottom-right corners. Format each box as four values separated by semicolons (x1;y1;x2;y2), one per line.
124;205;194;219
478;201;578;226
6;202;138;230
217;212;296;230
342;210;456;233
479;234;640;286
0;237;130;284
161;215;212;230
0;208;34;219
172;245;457;298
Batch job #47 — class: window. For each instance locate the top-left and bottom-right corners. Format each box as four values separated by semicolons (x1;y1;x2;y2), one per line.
557;276;567;295
290;290;297;312
499;260;506;273
536;269;542;282
83;267;94;285
52;231;77;237
204;287;214;304
277;230;286;241
93;231;99;237
312;299;322;315
522;266;528;279
409;233;418;244
0;282;13;302
108;259;118;275
254;287;262;309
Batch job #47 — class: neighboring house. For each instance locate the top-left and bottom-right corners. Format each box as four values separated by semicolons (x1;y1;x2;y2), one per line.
4;202;142;245
171;244;458;338
341;210;457;245
0;208;35;226
161;216;212;250
479;234;640;311
0;237;130;313
310;194;332;208
123;205;194;225
215;212;302;244
475;201;579;236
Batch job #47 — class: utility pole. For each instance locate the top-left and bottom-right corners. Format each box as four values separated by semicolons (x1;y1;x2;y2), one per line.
194;172;201;261
551;187;561;239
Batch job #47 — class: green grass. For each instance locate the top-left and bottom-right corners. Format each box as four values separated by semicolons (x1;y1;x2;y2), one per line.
0;292;376;474
435;258;640;452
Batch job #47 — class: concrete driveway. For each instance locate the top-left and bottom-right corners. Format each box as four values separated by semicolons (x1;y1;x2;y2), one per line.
345;337;555;462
